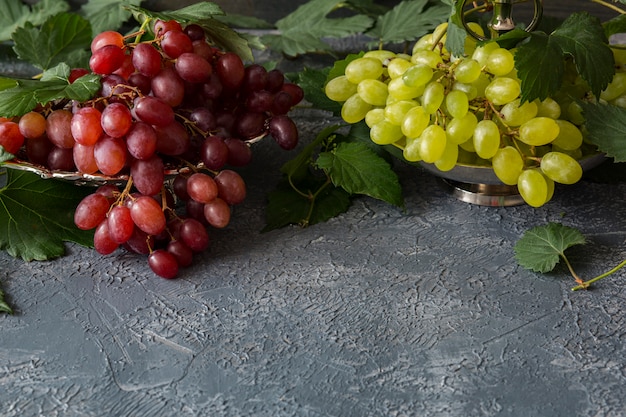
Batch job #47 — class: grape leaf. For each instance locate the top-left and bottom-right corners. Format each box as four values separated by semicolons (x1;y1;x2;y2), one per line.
0;70;101;118
603;14;626;38
579;101;626;162
12;13;92;71
261;0;373;57
81;0;143;34
0;282;12;315
514;222;586;273
292;67;341;114
316;141;404;208
0;0;69;41
263;179;351;231
0;169;94;261
366;0;449;44
515;12;614;103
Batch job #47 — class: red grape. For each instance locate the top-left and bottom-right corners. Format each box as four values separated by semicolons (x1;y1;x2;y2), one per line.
148;249;179;279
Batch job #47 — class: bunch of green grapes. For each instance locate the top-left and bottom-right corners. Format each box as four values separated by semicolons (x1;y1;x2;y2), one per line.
324;22;620;207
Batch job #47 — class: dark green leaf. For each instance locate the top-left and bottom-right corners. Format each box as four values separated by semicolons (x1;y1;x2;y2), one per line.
12;13;92;71
445;0;467;57
262;0;373;57
214;13;274;30
0;169;94;261
515;32;564;103
580;101;626;162
551;12;614;99
603;14;626;38
81;0;142;34
0;0;69;41
281;124;343;180
263;178;351;231
316;141;404;207
514;222;586;273
0;282;12;315
293;67;342;114
0;72;100;118
366;0;449;44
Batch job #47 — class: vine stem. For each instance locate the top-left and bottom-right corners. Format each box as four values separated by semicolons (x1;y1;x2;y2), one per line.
590;0;626;15
571;259;626;291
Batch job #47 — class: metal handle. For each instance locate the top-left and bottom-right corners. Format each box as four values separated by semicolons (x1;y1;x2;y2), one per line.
461;0;543;41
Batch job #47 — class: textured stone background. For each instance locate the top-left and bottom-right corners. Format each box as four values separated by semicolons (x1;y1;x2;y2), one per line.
1;107;626;416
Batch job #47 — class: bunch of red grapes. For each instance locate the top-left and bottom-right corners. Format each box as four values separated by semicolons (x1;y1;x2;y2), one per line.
0;19;304;278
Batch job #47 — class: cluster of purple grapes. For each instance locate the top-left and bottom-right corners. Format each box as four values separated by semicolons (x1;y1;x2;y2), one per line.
8;19;304;278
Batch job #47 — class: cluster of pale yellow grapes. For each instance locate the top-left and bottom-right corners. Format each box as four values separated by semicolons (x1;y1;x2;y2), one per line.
324;22;622;207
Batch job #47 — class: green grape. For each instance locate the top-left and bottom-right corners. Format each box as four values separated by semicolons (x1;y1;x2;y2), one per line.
325;75;358;102
411;50;443;69
500;99;538;126
412;34;434;53
363;49;396;63
486;48;515;76
387;57;412;79
403;137;422;162
434;141;459;172
445;90;469;119
600;72;626;102
551;145;583;160
451;82;477;100
344;57;384;84
540;151;583;184
357;79;389;106
459;137;476;152
611;94;626;108
566;101;585;125
419;124;447;163
492;146;524;185
518;117;560;146
535;97;561;119
552;120;583;150
370;119;403;145
485;77;521;105
473;119;501;159
385;100;417;125
471;73;492;98
471;42;499;67
402;64;433;88
463;22;485;55
422;81;445;114
341;93;373;124
388;77;424;100
401;105;430;138
365;108;385;128
517;168;550;208
446;112;478;144
455;58;482;84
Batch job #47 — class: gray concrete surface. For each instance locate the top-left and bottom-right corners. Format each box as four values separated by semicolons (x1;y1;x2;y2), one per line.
1;107;626;417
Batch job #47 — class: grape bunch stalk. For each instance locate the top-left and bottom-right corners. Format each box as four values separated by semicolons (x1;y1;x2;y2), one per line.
0;18;304;278
323;22;618;207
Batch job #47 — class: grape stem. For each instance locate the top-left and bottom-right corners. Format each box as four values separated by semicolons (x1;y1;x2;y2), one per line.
571;259;626;291
590;0;626;15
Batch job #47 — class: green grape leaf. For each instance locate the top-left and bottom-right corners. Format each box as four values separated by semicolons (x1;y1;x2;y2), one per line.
12;13;92;71
261;0;373;57
551;12;614;99
0;0;70;42
263;179;351;231
602;14;626;38
514;222;586;273
366;0;449;44
281;124;343;181
125;3;253;62
579;101;626;162
81;0;142;34
316;141;404;208
0;282;12;314
0;169;94;261
515;32;564;103
515;12;614;103
292;67;342;114
445;0;467;57
0;71;101;118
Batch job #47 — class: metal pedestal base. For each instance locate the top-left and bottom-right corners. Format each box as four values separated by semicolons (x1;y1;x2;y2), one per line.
439;178;525;207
